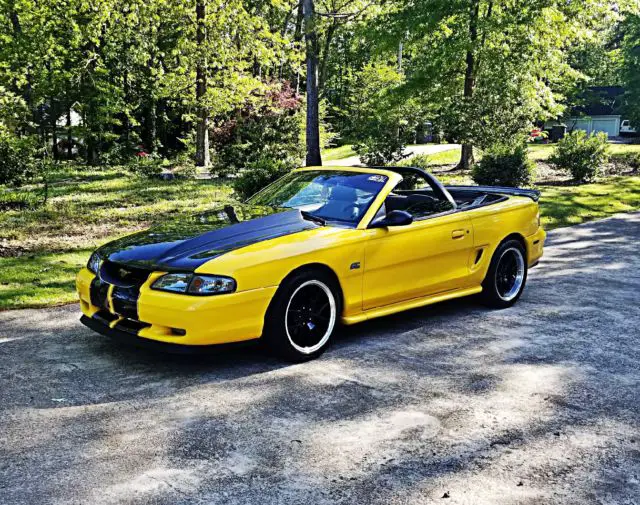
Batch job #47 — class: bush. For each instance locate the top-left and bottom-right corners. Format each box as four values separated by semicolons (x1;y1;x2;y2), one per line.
353;130;406;166
232;157;292;201
472;143;535;187
611;151;640;171
212;83;305;177
397;154;431;170
171;163;197;180
127;155;164;178
0;133;37;186
550;131;609;183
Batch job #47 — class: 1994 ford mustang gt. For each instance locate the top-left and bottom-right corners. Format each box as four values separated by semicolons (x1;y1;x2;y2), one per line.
77;166;545;360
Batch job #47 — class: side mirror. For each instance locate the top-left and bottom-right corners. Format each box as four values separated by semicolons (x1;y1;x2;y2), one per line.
369;210;414;229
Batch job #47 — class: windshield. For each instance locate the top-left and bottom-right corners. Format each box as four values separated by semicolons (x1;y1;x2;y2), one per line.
247;170;388;225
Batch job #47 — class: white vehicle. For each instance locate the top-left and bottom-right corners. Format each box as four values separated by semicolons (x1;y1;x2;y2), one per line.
620;119;637;135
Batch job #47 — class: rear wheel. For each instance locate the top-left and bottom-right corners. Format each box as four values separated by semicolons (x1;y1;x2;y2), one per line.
263;269;341;361
480;239;528;308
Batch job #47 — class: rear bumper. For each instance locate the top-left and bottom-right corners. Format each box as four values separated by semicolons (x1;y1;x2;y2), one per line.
77;268;276;346
526;227;546;267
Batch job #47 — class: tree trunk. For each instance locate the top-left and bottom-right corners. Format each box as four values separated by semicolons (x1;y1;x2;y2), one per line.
67;105;73;159
457;0;480;171
303;0;321;167
51;98;58;160
318;20;336;93
195;0;210;167
145;99;157;153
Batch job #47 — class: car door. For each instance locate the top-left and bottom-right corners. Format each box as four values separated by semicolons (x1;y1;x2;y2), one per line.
362;210;474;311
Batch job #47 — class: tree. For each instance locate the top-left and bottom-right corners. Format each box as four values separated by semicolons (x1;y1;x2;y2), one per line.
303;0;322;166
372;0;619;169
622;13;640;128
195;0;210;167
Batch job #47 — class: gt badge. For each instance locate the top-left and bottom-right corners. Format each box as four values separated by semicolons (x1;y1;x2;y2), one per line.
350;262;361;270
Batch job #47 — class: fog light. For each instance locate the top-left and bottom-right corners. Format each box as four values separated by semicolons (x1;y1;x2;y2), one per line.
171;328;186;336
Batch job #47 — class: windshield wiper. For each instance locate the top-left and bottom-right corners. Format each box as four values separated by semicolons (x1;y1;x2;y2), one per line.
300;210;326;226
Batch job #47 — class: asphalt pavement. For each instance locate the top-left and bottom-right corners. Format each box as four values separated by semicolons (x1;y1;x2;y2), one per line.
0;212;638;505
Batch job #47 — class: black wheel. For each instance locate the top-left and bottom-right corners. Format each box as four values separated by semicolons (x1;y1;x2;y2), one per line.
263;269;341;361
480;239;528;309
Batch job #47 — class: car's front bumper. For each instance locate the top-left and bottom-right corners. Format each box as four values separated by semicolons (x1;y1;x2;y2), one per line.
76;268;276;346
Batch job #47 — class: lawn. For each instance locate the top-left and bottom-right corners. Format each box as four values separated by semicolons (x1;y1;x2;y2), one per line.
0;165;233;310
322;145;356;161
0;161;638;310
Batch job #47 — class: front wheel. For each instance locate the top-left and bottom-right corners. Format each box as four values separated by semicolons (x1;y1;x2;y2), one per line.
263;270;341;361
480;239;528;309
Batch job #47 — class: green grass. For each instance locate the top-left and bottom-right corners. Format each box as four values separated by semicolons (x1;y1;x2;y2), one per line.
0;163;638;310
539;176;640;229
0;250;92;308
423;148;463;165
0;165;233;310
608;143;640;155
322;145;356;161
528;144;554;161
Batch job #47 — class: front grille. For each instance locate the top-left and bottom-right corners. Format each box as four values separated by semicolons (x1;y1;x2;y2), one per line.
112;286;140;320
91;260;151;320
99;260;151;288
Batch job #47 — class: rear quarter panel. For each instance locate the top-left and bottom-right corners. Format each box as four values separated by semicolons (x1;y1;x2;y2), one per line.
465;196;541;285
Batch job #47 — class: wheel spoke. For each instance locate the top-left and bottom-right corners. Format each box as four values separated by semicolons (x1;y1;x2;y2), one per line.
285;281;336;353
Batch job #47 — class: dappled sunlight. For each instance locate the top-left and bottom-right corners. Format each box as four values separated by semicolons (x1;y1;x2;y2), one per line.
0;212;638;504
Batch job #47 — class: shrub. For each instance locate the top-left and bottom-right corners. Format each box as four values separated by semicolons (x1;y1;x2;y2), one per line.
212;82;305;177
232;157;292;201
353;129;406;166
397;154;431;170
472;143;535;187
0;133;37;186
550;131;609;183
127;156;163;178
171;163;197;180
611;151;640;171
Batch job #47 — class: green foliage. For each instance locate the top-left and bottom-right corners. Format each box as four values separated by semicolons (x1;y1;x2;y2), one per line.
472;143;536;187
622;13;640;130
0;0;296;165
232;157;292;201
611;151;640;171
349;63;418;165
127;157;164;179
368;0;620;162
213;83;305;176
550;131;609;183
354;135;405;166
397;154;432;170
0;133;37;186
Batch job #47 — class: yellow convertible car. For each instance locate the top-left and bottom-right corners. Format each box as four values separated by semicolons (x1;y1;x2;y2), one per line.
77;166;545;360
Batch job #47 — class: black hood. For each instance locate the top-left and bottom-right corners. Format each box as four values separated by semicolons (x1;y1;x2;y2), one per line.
97;204;318;271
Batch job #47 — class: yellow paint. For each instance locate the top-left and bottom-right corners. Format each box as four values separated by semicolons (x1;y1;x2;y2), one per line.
77;166;546;347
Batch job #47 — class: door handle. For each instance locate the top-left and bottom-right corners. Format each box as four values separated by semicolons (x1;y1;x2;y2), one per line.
451;229;466;239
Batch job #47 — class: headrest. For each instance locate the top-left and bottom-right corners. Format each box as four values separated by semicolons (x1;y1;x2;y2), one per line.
330;185;357;201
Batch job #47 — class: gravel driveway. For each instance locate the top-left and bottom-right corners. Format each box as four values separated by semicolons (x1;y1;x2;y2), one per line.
1;213;638;505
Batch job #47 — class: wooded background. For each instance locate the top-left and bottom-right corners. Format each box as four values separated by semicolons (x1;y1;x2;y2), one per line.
1;0;639;175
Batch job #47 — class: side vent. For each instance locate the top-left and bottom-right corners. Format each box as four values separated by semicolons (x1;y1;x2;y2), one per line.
474;249;484;265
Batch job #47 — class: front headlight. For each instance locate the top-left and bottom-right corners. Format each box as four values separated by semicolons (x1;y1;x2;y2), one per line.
151;273;236;296
87;252;102;274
